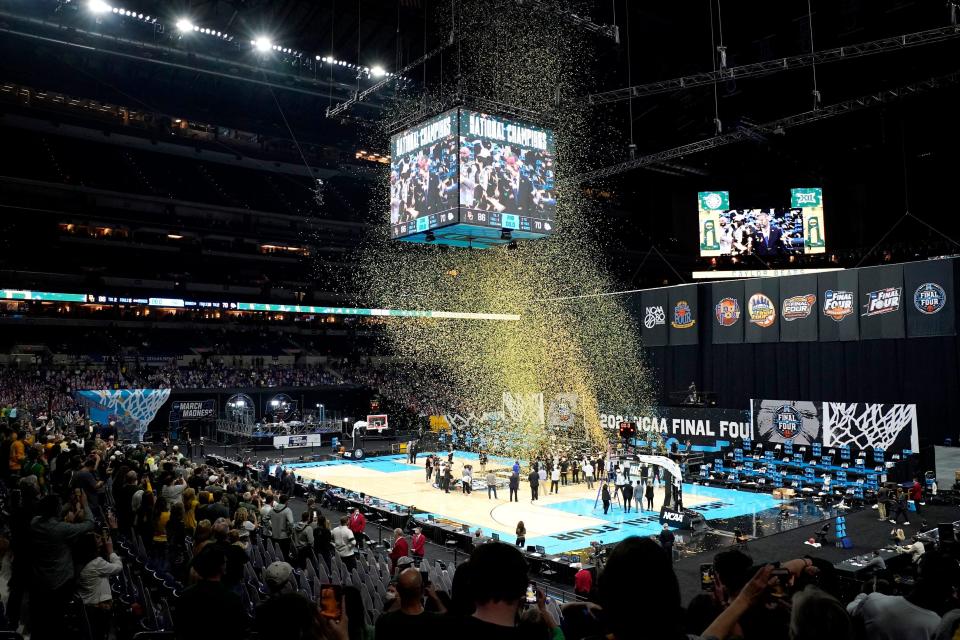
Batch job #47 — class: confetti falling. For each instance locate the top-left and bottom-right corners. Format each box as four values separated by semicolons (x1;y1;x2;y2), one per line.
337;0;658;460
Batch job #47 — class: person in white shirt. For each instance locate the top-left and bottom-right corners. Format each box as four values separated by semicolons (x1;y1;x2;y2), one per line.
898;537;926;564
77;532;123;640
583;460;594;489
462;466;473;495
550;466;561;494
332;515;358;571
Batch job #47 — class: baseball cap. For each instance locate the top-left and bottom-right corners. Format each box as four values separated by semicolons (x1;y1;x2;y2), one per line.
396;556;415;569
208;475;219;484
264;561;293;588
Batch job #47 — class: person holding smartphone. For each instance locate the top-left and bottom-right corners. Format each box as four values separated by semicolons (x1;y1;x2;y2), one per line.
374;568;447;639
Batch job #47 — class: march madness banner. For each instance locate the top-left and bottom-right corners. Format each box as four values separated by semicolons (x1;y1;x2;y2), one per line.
599;406;752;449
169;399;217;424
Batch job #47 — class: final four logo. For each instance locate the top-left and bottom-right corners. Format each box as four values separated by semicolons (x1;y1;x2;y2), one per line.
672;300;696;329
914;283;946;315
782;294;816;321
644;306;666;329
823;290;854;322
715;297;741;327
773;405;802;438
747;293;776;327
862;287;901;317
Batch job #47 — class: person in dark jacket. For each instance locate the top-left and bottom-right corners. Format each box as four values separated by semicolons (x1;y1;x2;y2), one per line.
509;472;520;502
645;482;655;511
528;469;539;501
602;483;612;514
621;481;634;514
30;492;96;640
658;524;675;561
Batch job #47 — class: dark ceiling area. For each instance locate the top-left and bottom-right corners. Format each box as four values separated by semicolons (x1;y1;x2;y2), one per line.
0;0;958;284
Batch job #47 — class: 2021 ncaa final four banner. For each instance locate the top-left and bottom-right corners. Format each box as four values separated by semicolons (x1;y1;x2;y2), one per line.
598;406;752;450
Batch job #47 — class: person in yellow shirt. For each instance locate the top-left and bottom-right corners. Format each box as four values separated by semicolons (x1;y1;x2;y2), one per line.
9;431;25;474
182;488;199;533
153;498;171;544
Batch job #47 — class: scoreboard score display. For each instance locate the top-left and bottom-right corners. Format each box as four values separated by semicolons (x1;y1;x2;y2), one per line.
390;108;556;247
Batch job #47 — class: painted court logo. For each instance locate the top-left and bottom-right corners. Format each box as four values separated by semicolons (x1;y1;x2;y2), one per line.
672;300;696;329
782;294;816;321
774;404;802;438
644;305;666;329
914;283;946;315
715;298;741;327
863;287;901;317
747;293;776;327
823;290;854;322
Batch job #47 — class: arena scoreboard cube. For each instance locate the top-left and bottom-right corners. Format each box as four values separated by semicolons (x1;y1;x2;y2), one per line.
389;108;556;247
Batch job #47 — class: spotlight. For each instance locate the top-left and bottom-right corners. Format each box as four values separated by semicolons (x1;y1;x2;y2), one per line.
425;231;436;242
88;0;111;13
175;18;194;32
253;37;272;53
370;65;387;78
500;228;512;241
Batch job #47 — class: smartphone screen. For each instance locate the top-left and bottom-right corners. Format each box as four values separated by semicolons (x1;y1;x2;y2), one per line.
420;570;430;586
699;564;714;591
525;582;537;604
318;584;343;619
770;568;790;597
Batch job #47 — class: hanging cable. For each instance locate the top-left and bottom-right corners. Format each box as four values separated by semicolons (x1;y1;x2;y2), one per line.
709;0;721;134
625;1;636;159
716;0;727;69
356;0;362;93
328;0;335;109
807;0;821;109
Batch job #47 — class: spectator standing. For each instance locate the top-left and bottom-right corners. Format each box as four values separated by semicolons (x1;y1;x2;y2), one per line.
389;528;410;573
313;515;334;568
583;459;594;489
375;567;447;639
452;542;531;640
269;494;295;559
333;515;358;570
486;470;498;499
550;466;561;494
292;511;315;568
176;546;248;640
253;561;316;640
622;481;634;513
76;531;123;640
348;507;367;550
645;481;655;511
30;493;96;640
411;527;426;560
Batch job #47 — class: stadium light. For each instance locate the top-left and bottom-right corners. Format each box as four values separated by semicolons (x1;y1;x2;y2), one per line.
88;0;112;14
253;37;272;53
175;18;194;33
370;65;387;78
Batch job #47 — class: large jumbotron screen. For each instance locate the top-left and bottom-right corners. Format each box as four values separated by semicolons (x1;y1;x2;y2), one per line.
698;189;826;257
390;108;556;247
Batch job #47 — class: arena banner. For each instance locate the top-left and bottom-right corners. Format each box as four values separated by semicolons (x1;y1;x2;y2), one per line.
711;280;745;344
778;274;819;342
273;434;325;448
744;278;780;343
858;264;905;340
818;269;860;342
168;399;216;424
639;288;669;347
668;284;699;345
750;399;823;446
75;389;172;442
598;407;752;449
823;402;918;452
547;393;578;428
903;258;956;338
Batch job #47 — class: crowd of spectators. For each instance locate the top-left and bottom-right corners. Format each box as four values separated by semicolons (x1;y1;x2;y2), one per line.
2;386;960;640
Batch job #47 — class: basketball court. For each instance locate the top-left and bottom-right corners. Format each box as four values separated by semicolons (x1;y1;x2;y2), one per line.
286;451;783;554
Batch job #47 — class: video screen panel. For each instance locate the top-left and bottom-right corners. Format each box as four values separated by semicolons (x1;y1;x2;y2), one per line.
390;109;460;238
698;188;825;257
457;109;556;235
